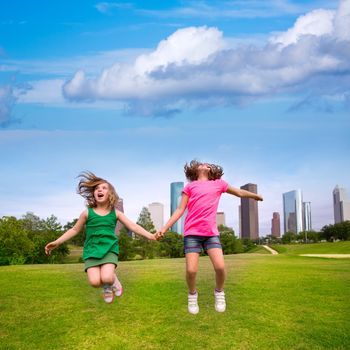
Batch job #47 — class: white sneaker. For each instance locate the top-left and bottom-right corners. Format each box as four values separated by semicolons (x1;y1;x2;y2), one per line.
188;292;199;314
103;286;115;304
214;290;226;312
112;279;123;297
114;286;123;297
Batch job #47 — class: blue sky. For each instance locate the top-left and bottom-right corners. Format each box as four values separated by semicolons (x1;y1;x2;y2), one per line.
1;0;349;235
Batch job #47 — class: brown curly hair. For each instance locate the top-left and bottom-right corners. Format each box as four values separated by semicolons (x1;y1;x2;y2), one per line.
184;160;224;181
77;171;118;209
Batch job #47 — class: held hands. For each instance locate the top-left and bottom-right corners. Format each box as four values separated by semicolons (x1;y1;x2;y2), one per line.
155;229;167;241
44;241;59;256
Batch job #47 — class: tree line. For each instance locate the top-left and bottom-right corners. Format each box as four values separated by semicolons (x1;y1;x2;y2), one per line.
1;208;349;266
264;220;350;244
0;208;252;266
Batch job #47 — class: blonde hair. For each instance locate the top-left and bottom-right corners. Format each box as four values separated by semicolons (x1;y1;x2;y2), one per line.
77;171;118;209
184;160;224;181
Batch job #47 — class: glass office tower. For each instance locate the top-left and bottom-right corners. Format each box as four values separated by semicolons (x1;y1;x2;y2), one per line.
302;202;312;231
170;182;184;233
240;183;259;240
271;212;281;238
283;190;303;234
148;202;164;232
333;185;350;223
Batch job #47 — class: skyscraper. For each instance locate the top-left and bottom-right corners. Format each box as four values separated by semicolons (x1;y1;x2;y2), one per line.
271;212;281;237
170;182;184;233
216;212;226;227
238;205;242;238
302;202;312;231
148;202;164;231
240;183;259;240
333;185;350;223
283;190;303;233
115;198;124;234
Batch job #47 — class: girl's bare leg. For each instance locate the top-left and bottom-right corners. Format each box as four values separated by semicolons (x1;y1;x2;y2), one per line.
207;248;226;291
86;266;102;288
185;252;199;293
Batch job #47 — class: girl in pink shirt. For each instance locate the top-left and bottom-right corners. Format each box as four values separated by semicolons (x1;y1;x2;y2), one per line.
157;160;263;314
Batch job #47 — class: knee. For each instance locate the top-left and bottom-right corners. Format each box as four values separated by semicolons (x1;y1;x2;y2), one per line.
214;265;226;275
89;277;102;288
101;275;115;286
186;268;197;278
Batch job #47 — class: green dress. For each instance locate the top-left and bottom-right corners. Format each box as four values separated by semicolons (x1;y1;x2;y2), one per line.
83;207;119;271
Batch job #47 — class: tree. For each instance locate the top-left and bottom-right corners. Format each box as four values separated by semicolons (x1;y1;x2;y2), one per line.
118;227;134;261
281;231;298;244
321;221;350;241
63;218;86;246
134;207;156;259
241;238;255;252
26;214;68;263
218;225;243;254
136;207;156;233
159;231;184;258
0;216;34;265
297;230;320;243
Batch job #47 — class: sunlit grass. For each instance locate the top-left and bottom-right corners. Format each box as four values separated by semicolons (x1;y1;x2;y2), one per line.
0;253;349;350
270;241;350;255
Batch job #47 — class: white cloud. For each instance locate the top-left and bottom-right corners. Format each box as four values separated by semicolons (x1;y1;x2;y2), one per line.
62;2;350;116
134;26;225;75
2;48;148;77
135;0;336;19
95;2;133;14
0;85;16;126
17;79;65;104
334;0;350;40
269;9;335;47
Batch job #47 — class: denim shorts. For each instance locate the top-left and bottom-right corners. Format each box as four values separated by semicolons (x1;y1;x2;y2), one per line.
184;235;222;254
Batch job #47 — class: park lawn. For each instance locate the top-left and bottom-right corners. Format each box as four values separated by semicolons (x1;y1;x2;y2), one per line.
246;245;270;254
0;254;349;350
63;245;83;264
270;241;350;255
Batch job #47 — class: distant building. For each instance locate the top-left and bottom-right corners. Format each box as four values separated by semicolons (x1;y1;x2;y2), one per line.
170;182;184;233
238;205;242;238
240;183;259;240
283;190;303;234
115;198;124;234
333;185;350;223
302;202;312;231
216;212;226;227
271;212;281;238
148;202;164;231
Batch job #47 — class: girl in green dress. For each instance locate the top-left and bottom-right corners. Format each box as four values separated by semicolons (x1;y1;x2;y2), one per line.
45;171;156;303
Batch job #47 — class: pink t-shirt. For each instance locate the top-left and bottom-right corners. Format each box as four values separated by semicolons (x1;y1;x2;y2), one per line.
182;179;229;237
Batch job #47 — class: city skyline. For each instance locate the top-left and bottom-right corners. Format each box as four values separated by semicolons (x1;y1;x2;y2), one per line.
271;212;281;238
170;182;185;233
148;202;164;232
239;183;259;239
283;189;303;234
333;185;350;223
1;1;349;235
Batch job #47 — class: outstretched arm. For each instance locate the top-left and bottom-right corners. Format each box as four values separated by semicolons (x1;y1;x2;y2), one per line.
45;210;88;255
116;210;156;240
157;193;188;239
226;185;263;201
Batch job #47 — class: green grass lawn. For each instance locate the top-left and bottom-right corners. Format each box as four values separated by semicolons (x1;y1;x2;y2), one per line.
270;241;350;255
63;245;83;264
247;245;270;254
0;253;349;350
